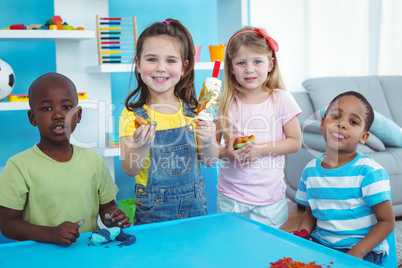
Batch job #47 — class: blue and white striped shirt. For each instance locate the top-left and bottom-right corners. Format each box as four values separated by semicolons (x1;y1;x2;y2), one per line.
295;153;390;256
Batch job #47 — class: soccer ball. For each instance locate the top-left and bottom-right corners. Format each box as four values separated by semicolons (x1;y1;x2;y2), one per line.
0;59;15;100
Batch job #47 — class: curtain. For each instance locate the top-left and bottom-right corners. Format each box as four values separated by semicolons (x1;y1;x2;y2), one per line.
249;0;402;91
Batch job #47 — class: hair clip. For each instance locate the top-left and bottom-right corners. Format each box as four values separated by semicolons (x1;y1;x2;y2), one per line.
227;27;279;52
162;20;169;25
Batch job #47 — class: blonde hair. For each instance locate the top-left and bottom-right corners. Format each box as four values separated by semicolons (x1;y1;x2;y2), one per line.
219;26;285;140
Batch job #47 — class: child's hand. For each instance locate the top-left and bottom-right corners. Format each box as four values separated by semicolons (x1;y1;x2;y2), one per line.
222;139;253;165
290;228;309;238
237;146;262;167
104;209;131;228
51;220;82;246
133;124;155;146
195;119;216;145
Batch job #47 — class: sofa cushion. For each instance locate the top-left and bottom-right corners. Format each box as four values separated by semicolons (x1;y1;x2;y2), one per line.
303;76;393;119
378;76;402;127
370;111;402;147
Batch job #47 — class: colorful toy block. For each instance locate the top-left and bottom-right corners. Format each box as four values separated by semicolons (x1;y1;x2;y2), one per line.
10;24;25;30
7;94;29;102
56;21;63;30
45;19;53;27
52;15;62;24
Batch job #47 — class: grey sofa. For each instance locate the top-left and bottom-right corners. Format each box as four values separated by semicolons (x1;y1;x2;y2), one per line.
284;76;402;217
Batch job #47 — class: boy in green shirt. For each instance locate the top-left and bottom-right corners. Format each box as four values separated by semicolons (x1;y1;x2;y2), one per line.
0;73;130;246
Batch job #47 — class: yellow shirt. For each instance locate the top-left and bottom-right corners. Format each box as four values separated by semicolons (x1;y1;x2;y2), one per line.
119;99;198;186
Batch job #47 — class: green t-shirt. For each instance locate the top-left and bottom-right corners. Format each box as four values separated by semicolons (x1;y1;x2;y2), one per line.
0;144;118;233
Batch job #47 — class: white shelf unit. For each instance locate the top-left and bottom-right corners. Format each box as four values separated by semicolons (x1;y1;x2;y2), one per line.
87;61;224;73
0;30;95;41
0;99;97;111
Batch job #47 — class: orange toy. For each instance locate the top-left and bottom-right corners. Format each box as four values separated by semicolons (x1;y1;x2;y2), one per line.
134;116;157;128
233;135;255;150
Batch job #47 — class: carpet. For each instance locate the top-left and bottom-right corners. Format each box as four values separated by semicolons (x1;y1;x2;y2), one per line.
396;221;402;267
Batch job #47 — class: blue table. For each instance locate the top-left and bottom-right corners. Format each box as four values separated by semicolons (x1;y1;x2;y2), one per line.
0;213;378;268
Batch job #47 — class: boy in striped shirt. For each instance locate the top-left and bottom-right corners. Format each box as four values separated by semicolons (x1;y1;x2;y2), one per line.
295;91;394;264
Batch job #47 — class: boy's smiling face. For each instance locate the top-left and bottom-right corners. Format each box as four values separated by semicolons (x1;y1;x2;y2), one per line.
320;95;370;154
28;74;82;146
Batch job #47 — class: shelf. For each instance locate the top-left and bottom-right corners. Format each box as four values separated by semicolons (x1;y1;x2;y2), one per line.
0;30;95;41
0;99;98;111
91;147;120;157
87;61;224;73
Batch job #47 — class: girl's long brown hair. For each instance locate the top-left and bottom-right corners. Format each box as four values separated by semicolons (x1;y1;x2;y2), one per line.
125;18;198;112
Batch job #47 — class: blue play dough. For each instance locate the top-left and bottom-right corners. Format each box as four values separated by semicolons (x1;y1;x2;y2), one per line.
88;227;136;247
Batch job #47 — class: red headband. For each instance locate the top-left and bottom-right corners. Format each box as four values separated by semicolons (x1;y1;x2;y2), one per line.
227;27;279;52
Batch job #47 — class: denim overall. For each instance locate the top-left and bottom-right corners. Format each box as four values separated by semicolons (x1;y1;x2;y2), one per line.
132;101;207;225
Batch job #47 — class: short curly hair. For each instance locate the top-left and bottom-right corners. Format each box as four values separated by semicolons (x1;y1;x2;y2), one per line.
325;91;374;132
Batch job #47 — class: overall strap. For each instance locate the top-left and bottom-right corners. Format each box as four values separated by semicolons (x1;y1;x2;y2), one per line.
182;99;196;118
133;106;150;119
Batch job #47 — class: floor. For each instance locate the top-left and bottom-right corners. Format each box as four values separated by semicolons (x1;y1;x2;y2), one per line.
280;199;305;233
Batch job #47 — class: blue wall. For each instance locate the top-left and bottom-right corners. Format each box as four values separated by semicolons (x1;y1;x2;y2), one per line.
0;0;220;214
0;0;55;165
109;0;220;213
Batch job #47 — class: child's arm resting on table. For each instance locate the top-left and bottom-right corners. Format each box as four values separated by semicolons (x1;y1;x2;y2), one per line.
0;206;81;246
347;200;395;259
99;200;131;228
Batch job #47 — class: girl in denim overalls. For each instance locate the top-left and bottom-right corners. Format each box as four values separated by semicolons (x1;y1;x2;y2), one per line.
119;19;219;225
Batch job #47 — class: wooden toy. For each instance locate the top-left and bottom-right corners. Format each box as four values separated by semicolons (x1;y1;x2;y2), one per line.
62;25;74;30
49;25;57;30
45;19;53;27
10;24;25;30
7;93;87;102
7;94;28;102
52;15;62;24
96;15;137;65
26;24;43;30
77;92;88;100
56;21;63;30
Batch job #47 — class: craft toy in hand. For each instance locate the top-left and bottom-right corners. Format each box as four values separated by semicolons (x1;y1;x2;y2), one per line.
233;135;255;150
134;116;157;128
290;228;309;238
88;227;136;247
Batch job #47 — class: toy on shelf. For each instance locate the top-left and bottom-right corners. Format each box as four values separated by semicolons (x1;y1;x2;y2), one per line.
106;132;120;148
7;93;87;102
96;15;138;65
3;15;84;31
0;59;15;101
7;94;28;102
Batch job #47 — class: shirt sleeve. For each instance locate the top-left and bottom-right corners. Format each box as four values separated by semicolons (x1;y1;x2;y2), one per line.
295;168;310;207
119;107;137;138
0;159;28;210
361;168;391;207
97;155;119;205
280;91;302;125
